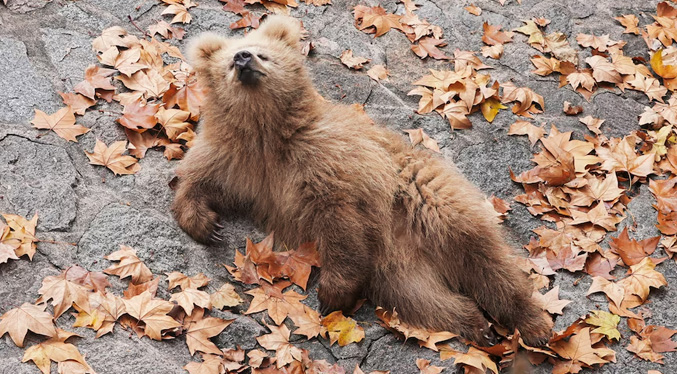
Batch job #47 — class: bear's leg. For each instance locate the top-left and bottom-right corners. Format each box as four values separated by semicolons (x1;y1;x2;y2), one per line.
456;246;553;346
311;204;375;315
172;180;222;244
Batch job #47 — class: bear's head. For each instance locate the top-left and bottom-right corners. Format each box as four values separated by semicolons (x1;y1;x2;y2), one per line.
188;15;306;96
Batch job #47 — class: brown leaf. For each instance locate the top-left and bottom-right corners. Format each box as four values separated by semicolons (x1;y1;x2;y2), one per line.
579;115;604;135
411;37;450;60
31;107;89;142
550;327;615;372
615;15;639;35
321;311;365;346
185;314;234;355
415;359;445;374
532;285;571;315
103;245;153;283
367;65;389;81
245;281;306;325
508;120;546;146
340;50;370;70
170;288;211;315
117;100;160;132
86;139;141;175
23;334;93;374
482;22;514;46
404;128;440;153
59;92;96;115
167;272;211;291
353;5;403;37
0;303;57;347
289;304;322;339
256;322;304;368
73;65;116;100
464;4;481;16
123;290;181;340
609;228;659;266
563;101;583;116
441;347;498;374
163;79;205;121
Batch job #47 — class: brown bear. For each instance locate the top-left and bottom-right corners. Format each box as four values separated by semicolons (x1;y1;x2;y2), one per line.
172;15;553;346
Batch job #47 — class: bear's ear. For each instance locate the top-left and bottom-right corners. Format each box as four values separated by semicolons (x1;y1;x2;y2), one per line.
256;15;302;48
187;32;228;70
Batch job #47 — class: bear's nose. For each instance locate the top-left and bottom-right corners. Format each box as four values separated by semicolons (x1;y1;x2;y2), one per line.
233;51;252;68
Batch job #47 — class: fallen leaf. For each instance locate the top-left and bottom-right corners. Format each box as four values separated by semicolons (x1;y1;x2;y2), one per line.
404;128;440;153
245;281;306;325
615;15;640;35
482;22;514;46
123;290;181;340
464;4;481;16
340;50;371;70
103;245;153;283
532;285;572;315
367;65;389;81
321;311;365;346
256;322;304;368
59;93;96;115
31;107;89;142
0;303;57;347
563;101;583;116
353;5;403;37
185;314;234;355
585;311;621;341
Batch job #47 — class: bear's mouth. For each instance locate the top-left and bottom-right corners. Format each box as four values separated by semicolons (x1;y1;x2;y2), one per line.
236;66;264;85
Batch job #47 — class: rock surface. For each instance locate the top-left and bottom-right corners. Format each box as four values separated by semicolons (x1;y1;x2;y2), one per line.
0;0;675;373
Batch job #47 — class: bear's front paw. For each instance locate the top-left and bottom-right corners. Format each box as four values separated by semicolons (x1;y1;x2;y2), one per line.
173;203;223;245
517;311;553;347
317;278;360;315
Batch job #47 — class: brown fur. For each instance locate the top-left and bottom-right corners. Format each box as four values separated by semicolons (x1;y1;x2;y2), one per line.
172;15;553;346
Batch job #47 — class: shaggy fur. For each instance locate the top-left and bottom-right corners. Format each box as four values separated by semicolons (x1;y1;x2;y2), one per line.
172;15;553;346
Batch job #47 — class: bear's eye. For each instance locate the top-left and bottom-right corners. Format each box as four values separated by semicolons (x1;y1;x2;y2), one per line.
257;54;269;61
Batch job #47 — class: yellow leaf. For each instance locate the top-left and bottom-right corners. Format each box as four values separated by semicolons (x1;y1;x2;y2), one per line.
585;311;621;341
321;311;365;346
480;97;507;122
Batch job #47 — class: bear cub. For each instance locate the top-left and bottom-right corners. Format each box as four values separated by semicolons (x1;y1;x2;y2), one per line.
172;15;553;346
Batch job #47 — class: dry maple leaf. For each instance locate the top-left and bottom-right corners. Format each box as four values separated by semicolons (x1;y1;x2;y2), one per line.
31;107;89;142
162;2;195;24
481;97;508;122
411;37;450;60
441;346;498;374
123;290;181;340
163;79;205;121
501;82;544;117
579;116;604;135
86;139;141;175
627;74;667;103
596;136;655;178
230;11;262;30
245;281;306;325
550;327;616;373
73;291;126;338
508;120;546;146
576;34;619;52
0;303;57;347
185;314;234;355
531;55;560;76
167;272;211;291
59;92;96;116
289;304;322;339
92;26;137;54
375;308;456;351
482;22;514;46
210;283;243;309
170;288;211;315
117;100;160;131
116;69;170;99
464;4;481;16
23;333;94;374
585;56;622;84
587;276;625;308
481;44;503;59
340;50;371;70
184;355;224;374
353;5;403;37
124;277;161;298
567;70;596;92
103;245;153;283
320;311;365;346
404;128;440;153
1;213;38;260
256;322;304;368
563;101;583;116
532;285;572;315
615;14;640;35
585;310;621;341
73;65;116;100
415;359;445;374
36;268;96;319
156;107;192;140
149;20;186;40
609;228;659;266
249;239;320;290
584;252;618;280
627;335;665;363
618;257;667;302
367;65;389;81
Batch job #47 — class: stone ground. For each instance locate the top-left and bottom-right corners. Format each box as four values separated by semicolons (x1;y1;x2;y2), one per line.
0;0;675;373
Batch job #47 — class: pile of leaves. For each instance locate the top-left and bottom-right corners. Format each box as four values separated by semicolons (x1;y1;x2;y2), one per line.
0;213;39;264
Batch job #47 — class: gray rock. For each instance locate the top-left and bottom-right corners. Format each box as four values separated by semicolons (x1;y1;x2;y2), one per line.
0;135;78;231
77;203;189;274
41;28;96;90
213;310;268;350
0;37;60;123
4;0;50;14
